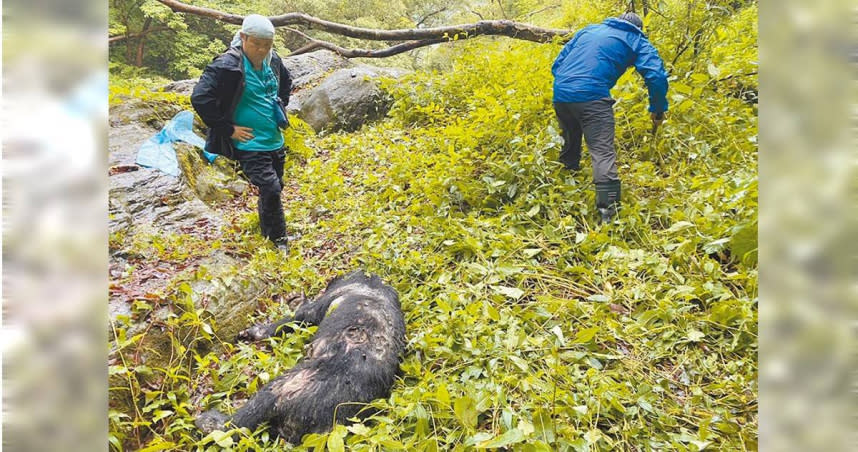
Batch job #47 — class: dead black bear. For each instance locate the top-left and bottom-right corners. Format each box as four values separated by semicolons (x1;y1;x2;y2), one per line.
195;271;406;444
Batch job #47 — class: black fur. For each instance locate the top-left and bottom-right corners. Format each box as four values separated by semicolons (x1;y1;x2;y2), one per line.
195;271;406;444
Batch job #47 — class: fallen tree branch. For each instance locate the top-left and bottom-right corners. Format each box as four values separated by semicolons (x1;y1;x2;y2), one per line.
290;38;449;58
155;0;571;45
280;24;449;58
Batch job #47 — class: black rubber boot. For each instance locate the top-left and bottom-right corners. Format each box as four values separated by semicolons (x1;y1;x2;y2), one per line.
273;237;289;251
595;180;621;224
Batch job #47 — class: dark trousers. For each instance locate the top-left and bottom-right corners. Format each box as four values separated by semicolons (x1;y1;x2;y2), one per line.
553;99;618;184
235;148;286;241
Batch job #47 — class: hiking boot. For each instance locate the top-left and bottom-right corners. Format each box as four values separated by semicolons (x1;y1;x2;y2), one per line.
595;180;621;224
598;204;617;223
273;237;289;251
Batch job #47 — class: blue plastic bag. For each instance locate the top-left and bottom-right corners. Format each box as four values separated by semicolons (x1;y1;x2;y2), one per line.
136;110;217;176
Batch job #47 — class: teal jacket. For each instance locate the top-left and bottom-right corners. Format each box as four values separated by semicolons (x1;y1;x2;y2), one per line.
191;47;292;158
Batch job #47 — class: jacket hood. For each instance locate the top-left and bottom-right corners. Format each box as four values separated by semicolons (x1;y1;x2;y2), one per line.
210;47;282;73
603;17;645;36
210;48;243;72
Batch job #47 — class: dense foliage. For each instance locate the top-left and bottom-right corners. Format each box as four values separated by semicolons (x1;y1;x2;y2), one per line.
109;0;757;450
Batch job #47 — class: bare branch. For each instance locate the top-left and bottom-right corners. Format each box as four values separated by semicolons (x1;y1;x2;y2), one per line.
154;0;571;44
282;26;314;43
516;4;561;21
290;38;449;58
415;7;447;28
109;26;171;44
715;71;757;83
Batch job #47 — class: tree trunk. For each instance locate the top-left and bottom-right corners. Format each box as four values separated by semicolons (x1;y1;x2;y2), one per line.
125;31;133;63
135;17;152;67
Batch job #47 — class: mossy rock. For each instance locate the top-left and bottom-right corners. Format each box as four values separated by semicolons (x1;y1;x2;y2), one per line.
176;143;248;204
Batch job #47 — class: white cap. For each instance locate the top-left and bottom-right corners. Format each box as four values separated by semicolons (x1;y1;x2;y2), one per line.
241;14;275;39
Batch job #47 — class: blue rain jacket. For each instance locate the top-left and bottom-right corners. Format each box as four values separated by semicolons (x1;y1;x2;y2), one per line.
552;18;669;113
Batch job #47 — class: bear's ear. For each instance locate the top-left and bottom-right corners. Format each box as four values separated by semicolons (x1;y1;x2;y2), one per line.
237;323;274;342
284;292;307;310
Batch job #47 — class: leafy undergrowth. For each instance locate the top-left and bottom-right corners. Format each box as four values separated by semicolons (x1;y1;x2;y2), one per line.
109;6;757;451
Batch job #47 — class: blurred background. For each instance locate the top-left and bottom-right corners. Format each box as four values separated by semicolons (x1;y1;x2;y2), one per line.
3;0;108;450
0;0;853;450
757;1;855;451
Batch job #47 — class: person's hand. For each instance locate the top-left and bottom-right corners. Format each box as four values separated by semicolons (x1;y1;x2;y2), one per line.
650;112;666;128
232;125;254;142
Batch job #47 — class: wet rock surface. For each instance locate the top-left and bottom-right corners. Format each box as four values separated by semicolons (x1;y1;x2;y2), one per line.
297;65;409;133
108;120;225;236
108;92;259;402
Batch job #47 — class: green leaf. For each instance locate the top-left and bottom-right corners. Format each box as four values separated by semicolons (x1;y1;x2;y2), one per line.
730;221;758;267
138;439;175;452
134;365;153;377
707;63;721;77
208;430;233;448
586;294;610;302
666;221;694;233
517;419;535;436
522;248;542;258
380;439;406;448
690;439;712;450
491;285;524;300
703;238;730;254
151;409;173;422
326;425;345;452
436;383;451;407
476;428;525;448
454;396;479;429
466;432;493;446
672;83;692;95
485;301;500;321
584;429;602;444
573;327;599;344
551;325;565;345
108;434;123;452
687;329;705;342
346;423;371;436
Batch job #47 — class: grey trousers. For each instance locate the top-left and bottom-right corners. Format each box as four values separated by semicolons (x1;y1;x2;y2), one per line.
553;99;618;184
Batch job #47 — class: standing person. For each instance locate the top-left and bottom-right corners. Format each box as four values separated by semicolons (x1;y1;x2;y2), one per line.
192;14;293;250
551;12;668;223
